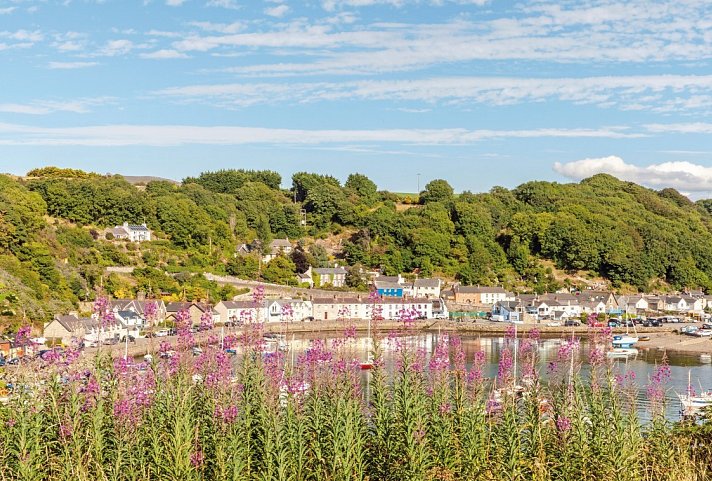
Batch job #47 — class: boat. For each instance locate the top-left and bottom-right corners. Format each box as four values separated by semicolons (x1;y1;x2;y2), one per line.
679;372;712;416
192;346;203;356
700;353;711;363
638;336;650;341
143;353;153;363
606;347;638;358
612;335;639;348
360;317;374;370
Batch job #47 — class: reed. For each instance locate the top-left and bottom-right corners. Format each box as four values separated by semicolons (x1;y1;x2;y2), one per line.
0;319;707;481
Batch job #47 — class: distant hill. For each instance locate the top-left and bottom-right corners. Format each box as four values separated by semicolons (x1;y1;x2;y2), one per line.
3;166;712;333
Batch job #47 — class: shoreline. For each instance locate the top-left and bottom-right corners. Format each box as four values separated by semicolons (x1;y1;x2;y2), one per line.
89;319;712;358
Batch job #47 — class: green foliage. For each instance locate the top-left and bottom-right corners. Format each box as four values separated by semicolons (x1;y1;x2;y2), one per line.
420;179;454;204
226;254;260;279
184;168;282;192
261;255;297;285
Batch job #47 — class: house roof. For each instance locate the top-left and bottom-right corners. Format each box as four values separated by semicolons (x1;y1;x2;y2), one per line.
165;302;217;314
126;224;150;232
219;301;260;309
374;281;403;290
314;267;347;275
53;315;87;333
456;285;507;294
270;239;292;248
374;275;401;284
112;227;129;236
414;278;441;288
496;301;521;309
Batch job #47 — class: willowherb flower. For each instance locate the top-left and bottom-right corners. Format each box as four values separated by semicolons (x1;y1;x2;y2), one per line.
6;418;16;428
505;324;516;341
252;284;265;308
647;360;671;413
343;325;357;339
190;450;204;469
199;308;214;331
214;404;239;425
15;324;31;347
497;348;514;383
467;350;486;386
59;422;73;440
556;415;572;433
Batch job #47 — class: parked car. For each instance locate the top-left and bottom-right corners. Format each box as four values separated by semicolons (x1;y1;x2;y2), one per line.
680;325;697;335
155;329;169;337
546;321;562;327
103;338;119;345
0;357;5;367
661;316;681;323
564;320;581;327
7;358;19;365
642;318;661;327
608;320;620;328
589;321;605;327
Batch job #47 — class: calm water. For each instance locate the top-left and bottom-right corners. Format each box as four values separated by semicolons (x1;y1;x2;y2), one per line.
279;332;712;421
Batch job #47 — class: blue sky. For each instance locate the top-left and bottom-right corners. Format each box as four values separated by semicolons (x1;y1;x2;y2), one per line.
1;0;712;196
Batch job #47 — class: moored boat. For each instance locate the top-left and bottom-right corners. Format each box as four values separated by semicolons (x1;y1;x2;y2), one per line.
607;347;638;358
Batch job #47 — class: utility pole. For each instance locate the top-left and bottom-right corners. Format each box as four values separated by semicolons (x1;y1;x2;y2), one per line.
417;173;421;193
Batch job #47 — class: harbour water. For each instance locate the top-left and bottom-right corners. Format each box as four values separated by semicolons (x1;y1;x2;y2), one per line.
273;331;712;421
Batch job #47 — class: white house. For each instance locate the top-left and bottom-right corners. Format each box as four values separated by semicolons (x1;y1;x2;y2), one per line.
262;239;293;263
663;296;687;312
112;222;151;242
265;299;313;322
215;300;264;325
312;297;434;321
312;267;348;288
412;278;442;298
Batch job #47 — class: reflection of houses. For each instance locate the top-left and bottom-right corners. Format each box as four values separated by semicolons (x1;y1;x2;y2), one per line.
165;302;220;325
431;298;449;318
112;222;151;242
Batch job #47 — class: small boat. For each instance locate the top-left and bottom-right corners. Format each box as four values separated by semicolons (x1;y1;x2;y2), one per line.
678;371;712;417
607;347;638;358
612;335;639;348
700;353;711;363
143;353;154;363
192;346;203;356
638;336;650;342
359;361;374;370
159;350;176;359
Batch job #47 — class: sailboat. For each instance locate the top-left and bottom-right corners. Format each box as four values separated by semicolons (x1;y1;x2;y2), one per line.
678;371;712;417
612;307;639;348
360;317;374;370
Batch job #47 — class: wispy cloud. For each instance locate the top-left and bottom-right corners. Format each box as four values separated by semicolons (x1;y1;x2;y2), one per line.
554;155;712;196
47;61;98;69
264;4;289;17
0;97;115;115
0;123;641;147
0;7;17;14
140;49;188;59
206;0;240;9
152;75;712;112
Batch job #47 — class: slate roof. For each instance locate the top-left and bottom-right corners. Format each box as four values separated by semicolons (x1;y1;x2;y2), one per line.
456;286;507;294
314;267;347;275
414;278;441;288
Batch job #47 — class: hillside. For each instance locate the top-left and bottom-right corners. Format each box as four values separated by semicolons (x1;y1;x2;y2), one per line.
2;166;712;332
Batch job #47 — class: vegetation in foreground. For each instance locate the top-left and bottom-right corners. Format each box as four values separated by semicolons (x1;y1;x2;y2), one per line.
0;306;709;481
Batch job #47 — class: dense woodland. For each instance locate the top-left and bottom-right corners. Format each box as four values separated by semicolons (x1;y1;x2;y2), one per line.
2;165;712;330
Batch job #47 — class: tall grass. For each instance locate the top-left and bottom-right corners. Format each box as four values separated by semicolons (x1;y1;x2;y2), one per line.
0;325;706;481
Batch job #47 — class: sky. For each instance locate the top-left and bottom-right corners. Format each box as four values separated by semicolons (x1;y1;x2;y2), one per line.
1;0;712;196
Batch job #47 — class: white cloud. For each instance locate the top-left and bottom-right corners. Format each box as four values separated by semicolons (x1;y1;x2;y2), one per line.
0;97;115;115
0;123;640;147
645;123;712;135
47;61;98;69
206;0;240;8
98;39;134;56
0;7;17;14
264;4;289;17
140;49;188;59
189;21;245;34
166;0;186;5
152;75;712;112
553;156;712;194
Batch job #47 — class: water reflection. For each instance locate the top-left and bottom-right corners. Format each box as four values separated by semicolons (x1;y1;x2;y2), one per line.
282;332;712;421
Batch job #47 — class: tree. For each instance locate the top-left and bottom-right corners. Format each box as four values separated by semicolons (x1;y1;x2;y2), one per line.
290;247;311;274
419;179;454;204
345;265;367;289
292;172;341;202
261;256;297;285
345;173;378;204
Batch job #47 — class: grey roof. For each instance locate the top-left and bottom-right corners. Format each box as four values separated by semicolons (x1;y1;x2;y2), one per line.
496;301;521;309
374;281;403;290
115;310;142;320
414;278;441;288
126;224;150;232
54;315;86;332
374;275;400;284
112;227;129;236
665;296;683;303
219;301;260;309
456;285;507;294
270;239;292;248
314;267;347;275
